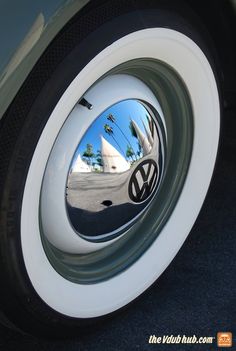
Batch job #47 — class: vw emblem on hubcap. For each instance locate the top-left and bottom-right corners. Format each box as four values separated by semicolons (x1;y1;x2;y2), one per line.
128;159;159;203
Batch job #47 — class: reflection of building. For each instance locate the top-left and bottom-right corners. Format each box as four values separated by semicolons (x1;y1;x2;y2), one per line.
101;136;130;173
72;154;91;173
131;119;152;156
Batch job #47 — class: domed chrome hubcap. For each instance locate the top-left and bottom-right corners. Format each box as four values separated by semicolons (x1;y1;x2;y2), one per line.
66;99;165;240
40;74;168;253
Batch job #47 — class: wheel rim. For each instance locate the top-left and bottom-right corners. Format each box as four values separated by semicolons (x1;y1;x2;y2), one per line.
40;60;193;284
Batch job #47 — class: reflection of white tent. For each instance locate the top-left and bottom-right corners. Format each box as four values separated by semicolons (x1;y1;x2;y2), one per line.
72;154;91;173
142;120;154;146
131;119;152;155
101;136;130;173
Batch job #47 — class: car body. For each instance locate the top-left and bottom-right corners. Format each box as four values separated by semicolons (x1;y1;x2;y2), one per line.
0;0;235;122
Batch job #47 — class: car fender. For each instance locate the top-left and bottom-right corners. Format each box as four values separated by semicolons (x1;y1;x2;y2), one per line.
0;0;89;121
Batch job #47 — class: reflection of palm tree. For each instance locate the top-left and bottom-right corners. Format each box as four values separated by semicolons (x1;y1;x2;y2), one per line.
104;123;113;135
129;120;138;138
137;143;142;158
129;120;142;158
146;114;155;137
131;119;151;156
108;113;137;160
126;145;135;161
142;118;154;146
83;143;95;165
96;149;103;167
104;123;126;158
107;114;116;123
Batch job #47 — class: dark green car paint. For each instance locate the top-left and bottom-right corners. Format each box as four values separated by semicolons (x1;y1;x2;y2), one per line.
0;0;89;121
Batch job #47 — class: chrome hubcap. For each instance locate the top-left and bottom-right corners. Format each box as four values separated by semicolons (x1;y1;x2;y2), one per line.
66;99;165;240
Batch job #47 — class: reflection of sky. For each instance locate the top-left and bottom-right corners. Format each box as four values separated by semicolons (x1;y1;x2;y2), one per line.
73;100;152;165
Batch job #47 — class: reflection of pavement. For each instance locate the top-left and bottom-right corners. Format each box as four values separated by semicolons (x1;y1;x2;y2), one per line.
66;171;145;236
67;171;131;211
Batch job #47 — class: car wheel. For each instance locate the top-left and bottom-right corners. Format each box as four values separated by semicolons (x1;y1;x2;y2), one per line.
0;1;220;337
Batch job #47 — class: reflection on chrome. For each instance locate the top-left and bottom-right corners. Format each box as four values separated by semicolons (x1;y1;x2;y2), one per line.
66;99;165;239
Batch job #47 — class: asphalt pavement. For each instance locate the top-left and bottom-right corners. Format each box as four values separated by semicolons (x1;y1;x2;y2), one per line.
0;109;235;350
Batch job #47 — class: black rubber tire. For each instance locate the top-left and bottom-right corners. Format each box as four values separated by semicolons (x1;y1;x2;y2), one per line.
0;0;221;337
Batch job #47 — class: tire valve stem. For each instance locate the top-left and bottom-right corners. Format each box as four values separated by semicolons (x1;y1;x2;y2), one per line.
78;98;93;110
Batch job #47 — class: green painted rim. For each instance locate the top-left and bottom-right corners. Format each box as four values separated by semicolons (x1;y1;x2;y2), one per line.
40;58;193;284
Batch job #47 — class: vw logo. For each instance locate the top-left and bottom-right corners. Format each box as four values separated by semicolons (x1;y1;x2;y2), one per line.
128;159;159;203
